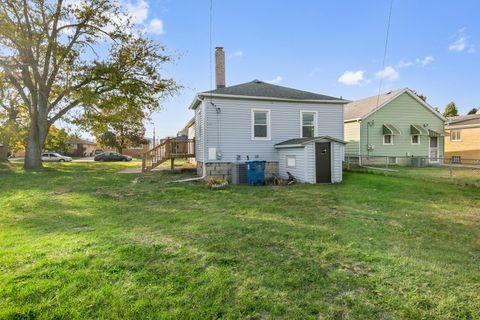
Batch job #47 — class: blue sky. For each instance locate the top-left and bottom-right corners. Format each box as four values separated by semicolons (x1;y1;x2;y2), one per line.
124;0;480;139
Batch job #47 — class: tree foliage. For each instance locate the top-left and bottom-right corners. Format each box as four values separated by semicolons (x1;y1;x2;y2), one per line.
443;102;459;117
44;125;69;154
467;108;478;115
0;0;179;169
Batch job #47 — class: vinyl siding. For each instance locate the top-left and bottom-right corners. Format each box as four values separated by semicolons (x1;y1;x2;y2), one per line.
277;141;344;184
332;142;344;182
344;121;360;156
360;92;445;158
194;105;204;162
277;147;308;182
202;97;344;163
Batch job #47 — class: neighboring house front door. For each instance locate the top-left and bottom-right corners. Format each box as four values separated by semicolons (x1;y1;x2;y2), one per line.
429;136;439;163
315;142;331;183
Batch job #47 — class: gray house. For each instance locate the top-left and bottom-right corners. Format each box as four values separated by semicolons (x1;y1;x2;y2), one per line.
188;48;348;183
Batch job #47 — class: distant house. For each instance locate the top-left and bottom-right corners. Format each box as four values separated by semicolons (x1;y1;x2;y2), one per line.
67;138;97;156
344;89;446;165
445;112;480;163
177;117;196;164
121;139;152;158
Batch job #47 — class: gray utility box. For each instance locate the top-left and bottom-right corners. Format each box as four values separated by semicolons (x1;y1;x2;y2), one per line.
231;163;247;184
410;157;427;168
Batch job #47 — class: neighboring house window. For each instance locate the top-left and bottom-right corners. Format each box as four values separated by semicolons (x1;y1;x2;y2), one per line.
452;156;461;164
411;135;420;145
383;135;393;145
287;155;296;168
251;109;271;140
300;111;317;138
451;130;461;141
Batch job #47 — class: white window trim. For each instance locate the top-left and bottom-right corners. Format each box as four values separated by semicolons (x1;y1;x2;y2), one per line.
299;110;318;138
383;134;394;145
286;155;296;168
451;130;461;142
251;109;271;140
411;135;420;145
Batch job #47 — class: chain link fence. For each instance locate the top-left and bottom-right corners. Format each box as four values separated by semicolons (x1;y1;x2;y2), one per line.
344;155;480;187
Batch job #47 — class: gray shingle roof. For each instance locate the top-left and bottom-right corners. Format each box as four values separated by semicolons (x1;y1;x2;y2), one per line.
201;80;347;102
447;114;480;126
275;136;346;148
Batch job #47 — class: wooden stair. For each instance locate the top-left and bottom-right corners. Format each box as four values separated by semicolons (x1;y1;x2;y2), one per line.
142;138;195;172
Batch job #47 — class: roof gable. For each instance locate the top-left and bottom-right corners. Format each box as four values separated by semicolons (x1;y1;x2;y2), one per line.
344;89;446;122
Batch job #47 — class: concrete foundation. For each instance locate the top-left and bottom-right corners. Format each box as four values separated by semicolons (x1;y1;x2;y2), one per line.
197;161;279;182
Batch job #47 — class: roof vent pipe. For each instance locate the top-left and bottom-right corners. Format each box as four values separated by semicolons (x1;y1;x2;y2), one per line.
215;47;225;88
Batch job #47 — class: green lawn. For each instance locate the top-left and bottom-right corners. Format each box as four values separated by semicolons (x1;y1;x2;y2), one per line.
0;162;479;319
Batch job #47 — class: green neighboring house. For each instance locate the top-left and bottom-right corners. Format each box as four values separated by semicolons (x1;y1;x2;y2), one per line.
344;88;446;165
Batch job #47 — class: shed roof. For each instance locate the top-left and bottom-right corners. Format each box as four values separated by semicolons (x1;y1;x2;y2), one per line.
274;136;347;148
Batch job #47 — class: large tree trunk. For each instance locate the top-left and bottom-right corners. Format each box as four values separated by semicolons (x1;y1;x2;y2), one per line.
23;113;48;170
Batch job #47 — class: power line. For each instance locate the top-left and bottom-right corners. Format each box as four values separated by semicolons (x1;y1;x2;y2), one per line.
375;0;394;107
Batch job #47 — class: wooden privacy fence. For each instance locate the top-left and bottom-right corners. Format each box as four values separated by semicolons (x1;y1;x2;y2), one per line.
142;138;195;172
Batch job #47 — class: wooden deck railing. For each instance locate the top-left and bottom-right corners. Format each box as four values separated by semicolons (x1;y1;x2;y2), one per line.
142;138;195;172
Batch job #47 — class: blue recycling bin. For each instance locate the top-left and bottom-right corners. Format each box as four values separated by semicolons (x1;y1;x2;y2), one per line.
246;160;266;186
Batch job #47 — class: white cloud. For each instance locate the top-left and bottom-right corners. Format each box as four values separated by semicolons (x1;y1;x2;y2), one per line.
416;55;434;66
449;37;467;52
338;70;365;86
126;0;149;24
148;18;164;34
448;28;475;53
266;76;283;84
397;55;434;69
228;51;243;59
375;66;399;81
397;60;414;68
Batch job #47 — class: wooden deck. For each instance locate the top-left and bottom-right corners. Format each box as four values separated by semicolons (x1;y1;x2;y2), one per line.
142;138;195;172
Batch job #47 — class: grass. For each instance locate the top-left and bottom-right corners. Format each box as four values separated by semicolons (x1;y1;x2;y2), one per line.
353;164;480;188
0;161;479;319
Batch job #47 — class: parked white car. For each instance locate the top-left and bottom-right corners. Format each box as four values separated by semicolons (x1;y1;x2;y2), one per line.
41;152;73;162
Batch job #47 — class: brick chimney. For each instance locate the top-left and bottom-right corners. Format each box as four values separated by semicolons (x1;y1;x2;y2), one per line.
215;47;225;88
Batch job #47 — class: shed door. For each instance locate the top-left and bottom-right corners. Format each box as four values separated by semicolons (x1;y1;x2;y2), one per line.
315;142;331;183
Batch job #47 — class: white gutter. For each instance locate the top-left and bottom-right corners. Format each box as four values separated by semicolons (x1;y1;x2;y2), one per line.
197;93;348;105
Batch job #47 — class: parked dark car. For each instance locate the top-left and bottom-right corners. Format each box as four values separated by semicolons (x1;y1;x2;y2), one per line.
94;152;132;162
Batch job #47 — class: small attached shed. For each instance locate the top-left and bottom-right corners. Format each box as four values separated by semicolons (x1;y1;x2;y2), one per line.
274;136;346;184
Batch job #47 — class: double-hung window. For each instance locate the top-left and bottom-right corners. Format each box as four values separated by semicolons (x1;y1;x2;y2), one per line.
252;109;271;140
411;135;420;145
300;111;317;138
383;134;393;145
451;130;461;141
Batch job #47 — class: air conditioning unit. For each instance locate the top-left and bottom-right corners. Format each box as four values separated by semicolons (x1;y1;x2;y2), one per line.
231;163;247;185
